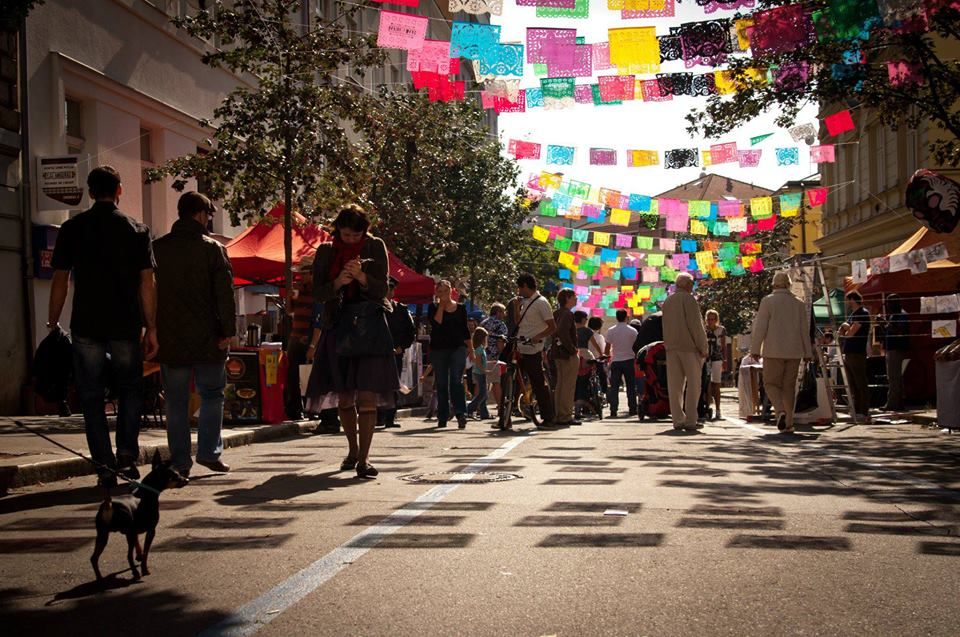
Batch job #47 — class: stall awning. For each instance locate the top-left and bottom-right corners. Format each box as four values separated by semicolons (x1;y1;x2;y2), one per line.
813;288;845;321
225;205;435;304
856;225;960;297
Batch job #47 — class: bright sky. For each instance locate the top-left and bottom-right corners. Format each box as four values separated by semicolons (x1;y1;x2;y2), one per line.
491;0;819;196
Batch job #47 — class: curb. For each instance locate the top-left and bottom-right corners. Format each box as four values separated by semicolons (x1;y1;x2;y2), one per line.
1;406;429;491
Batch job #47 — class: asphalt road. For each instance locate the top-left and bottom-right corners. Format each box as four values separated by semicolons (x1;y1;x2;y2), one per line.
1;412;959;637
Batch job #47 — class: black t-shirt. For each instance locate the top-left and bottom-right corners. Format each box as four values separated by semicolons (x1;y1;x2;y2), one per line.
428;303;470;350
883;311;909;351
842;306;870;355
50;202;155;341
576;326;593;349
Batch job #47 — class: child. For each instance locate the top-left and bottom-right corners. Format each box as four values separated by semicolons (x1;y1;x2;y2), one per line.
420;364;438;420
466;327;490;420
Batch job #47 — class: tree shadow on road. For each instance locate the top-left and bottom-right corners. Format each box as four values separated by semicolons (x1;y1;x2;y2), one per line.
213;470;366;506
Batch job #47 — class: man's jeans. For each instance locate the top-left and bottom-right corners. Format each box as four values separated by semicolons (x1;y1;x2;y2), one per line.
162;363;226;473
72;336;142;477
608;359;637;415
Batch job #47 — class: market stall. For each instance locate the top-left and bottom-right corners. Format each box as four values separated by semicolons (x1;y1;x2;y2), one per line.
223;205;435;422
852;226;960;405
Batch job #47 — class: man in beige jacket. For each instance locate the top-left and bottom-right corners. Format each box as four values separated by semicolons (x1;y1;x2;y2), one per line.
661;273;709;431
750;271;814;433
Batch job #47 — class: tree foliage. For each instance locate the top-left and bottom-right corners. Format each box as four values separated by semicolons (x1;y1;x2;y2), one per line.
693;217;797;335
687;2;960;166
146;0;384;302
353;91;552;305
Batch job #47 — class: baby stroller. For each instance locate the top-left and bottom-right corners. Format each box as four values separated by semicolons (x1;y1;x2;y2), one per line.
697;360;713;421
636;341;671;420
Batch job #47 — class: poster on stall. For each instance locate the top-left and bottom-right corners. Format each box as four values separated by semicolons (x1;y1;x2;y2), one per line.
931;320;957;338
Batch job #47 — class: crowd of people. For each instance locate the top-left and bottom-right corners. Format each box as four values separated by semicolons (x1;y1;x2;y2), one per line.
48;165;913;490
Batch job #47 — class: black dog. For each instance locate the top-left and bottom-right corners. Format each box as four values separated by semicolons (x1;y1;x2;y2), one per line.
91;450;188;581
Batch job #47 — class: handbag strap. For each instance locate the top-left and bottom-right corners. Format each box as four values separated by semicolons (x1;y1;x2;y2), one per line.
510;294;540;337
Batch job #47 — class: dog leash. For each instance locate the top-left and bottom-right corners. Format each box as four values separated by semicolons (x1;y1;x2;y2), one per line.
12;420;160;495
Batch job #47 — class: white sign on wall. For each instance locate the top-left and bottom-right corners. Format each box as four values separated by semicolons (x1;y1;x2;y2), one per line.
37;155;87;211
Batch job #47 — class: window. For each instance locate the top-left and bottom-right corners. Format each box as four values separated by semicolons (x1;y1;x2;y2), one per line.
65;97;83;140
139;129;153;163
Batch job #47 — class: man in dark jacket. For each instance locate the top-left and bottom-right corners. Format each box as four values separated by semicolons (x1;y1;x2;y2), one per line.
153;192;236;476
379;277;416;428
48;166;156;488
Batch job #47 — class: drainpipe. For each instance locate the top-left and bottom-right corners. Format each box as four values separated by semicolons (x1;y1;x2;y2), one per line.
18;17;36;395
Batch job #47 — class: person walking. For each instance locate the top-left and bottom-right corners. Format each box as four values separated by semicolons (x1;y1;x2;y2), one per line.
47;166;157;488
661;273;709;431
838;291;872;423
480;303;509;408
285;255;319;421
704;309;727;420
606;310;638;418
515;274;558;428
153;192;236;476
749;272;814;433
878;294;909;412
552;289;581;426
466;327;490;420
306;205;399;479
428;280;472;429
379;277;416;428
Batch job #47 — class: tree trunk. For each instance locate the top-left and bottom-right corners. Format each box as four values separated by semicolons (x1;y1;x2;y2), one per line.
284;178;294;319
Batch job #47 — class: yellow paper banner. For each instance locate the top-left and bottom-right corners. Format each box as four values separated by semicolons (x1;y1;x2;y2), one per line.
610;208;631;226
532;225;550;243
608;27;660;76
593;231;611;246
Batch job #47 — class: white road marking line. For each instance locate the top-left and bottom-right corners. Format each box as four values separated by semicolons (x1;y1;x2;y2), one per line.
198;434;531;637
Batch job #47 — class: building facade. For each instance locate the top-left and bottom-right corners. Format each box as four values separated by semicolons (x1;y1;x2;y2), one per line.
5;0;491;414
815;107;952;287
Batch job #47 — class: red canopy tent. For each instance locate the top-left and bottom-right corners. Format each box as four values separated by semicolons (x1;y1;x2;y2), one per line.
225;204;435;304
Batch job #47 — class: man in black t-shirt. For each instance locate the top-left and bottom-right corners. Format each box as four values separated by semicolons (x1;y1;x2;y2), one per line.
48;166;157;488
839;291;871;423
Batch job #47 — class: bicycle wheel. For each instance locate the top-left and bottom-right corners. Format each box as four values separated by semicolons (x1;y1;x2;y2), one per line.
497;371;513;430
519;384;541;427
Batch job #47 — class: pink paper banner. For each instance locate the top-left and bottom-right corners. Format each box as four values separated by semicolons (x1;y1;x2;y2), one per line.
717;199;742;217
737;149;762;168
590;148;617;166
407;39;452;73
710;142;738;164
494;90;526;113
377;10;428;50
574;84;593;103
621;0;675;19
526;28;577;64
810;145;836;163
666;213;689;232
548;44;593;78
592;42;615;71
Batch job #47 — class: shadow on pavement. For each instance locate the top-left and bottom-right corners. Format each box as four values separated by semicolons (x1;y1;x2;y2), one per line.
213;471;364;505
537;533;663;548
0;486;102;515
0;584;233;637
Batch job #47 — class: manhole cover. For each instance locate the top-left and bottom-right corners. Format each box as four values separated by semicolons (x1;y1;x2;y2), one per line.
399;472;522;484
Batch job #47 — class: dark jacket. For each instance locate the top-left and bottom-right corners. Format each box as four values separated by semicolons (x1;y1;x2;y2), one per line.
153;218;236;365
312;236;391;328
553;307;578;359
388;300;416;351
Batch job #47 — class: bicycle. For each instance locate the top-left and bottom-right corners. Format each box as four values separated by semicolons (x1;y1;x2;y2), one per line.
577;356;609;421
493;336;541;431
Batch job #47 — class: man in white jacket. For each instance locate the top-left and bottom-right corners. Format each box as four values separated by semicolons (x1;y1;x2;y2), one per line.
750;272;814;433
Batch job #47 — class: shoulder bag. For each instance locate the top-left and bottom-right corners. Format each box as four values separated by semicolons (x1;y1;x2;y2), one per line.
499;295;540;363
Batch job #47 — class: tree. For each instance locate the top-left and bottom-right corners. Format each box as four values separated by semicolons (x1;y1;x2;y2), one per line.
0;0;44;29
354;91;549;305
692;216;796;336
147;0;384;307
686;3;960;166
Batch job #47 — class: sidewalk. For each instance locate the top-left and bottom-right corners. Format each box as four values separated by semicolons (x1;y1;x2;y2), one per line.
0;407;428;492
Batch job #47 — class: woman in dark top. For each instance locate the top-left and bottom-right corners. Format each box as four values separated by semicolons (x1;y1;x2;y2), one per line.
429;280;472;428
306;205;399;479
